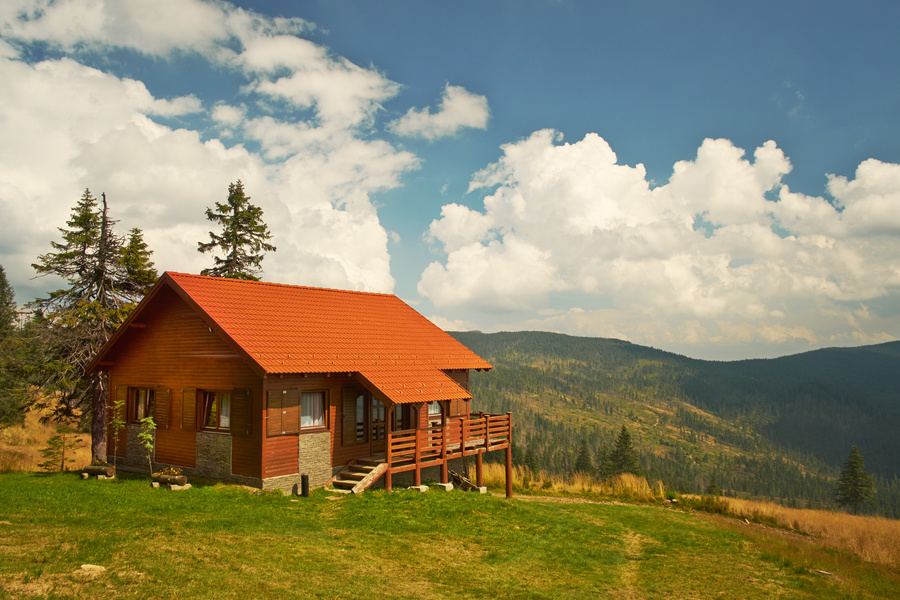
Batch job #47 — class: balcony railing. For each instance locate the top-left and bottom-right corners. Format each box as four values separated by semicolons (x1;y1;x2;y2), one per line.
385;412;511;476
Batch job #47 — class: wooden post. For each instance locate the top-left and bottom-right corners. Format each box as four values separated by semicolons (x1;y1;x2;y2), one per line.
414;428;422;487
440;423;448;484
505;443;513;498
475;451;483;487
385;405;394;492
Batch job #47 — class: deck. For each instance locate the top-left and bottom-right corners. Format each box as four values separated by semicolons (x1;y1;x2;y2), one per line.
383;412;512;493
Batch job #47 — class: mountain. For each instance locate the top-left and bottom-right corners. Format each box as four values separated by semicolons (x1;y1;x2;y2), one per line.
450;331;900;517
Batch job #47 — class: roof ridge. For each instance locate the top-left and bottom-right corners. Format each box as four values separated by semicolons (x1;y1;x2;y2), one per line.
165;271;397;298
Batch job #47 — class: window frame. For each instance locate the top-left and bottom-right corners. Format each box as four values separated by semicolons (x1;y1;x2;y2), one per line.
130;387;155;424
268;388;328;437
300;390;328;432
199;390;232;432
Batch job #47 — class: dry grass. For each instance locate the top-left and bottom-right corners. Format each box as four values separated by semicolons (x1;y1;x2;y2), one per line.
0;411;91;473
720;496;900;571
480;462;666;502
481;462;900;573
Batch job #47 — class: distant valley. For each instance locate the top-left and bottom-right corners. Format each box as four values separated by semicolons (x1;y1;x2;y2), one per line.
451;331;900;517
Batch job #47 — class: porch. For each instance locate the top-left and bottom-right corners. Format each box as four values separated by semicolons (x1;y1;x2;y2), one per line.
332;412;514;496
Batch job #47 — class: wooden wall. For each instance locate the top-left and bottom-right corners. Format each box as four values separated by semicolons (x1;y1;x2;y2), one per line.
443;369;471;417
104;285;263;477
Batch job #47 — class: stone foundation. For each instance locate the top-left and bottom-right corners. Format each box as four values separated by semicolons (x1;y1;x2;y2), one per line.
196;432;231;480
262;431;333;494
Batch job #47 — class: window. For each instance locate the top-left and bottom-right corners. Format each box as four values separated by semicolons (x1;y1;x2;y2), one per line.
269;389;327;436
301;392;326;430
201;390;231;431
131;388;154;423
371;398;385;440
427;401;443;417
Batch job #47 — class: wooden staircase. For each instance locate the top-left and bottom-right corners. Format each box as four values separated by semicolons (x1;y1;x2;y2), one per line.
328;459;388;494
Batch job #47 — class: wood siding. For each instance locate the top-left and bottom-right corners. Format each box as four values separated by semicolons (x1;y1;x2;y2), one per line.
103;286;263;476
443;369;471;417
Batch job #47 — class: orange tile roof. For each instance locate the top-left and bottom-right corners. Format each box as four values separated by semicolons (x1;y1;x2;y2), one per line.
165;272;490;404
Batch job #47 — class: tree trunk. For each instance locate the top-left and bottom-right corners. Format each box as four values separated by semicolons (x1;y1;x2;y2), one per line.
91;371;108;463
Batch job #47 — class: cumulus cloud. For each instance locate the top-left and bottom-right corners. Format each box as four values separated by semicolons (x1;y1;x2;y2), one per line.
389;84;489;140
419;130;900;358
0;0;417;302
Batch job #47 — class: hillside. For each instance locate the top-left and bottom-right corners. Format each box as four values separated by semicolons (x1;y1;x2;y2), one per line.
1;473;898;598
450;331;900;517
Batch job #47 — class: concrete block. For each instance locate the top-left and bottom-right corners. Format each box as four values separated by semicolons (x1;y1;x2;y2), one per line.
476;486;488;494
406;485;429;493
433;482;454;492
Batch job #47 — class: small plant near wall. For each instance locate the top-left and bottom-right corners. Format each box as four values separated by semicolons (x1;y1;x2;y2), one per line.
138;416;156;477
38;426;85;472
109;392;126;472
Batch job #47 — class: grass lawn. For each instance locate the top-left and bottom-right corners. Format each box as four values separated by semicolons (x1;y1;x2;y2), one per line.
1;472;897;599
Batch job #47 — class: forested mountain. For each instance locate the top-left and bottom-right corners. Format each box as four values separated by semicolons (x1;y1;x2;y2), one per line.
451;331;900;517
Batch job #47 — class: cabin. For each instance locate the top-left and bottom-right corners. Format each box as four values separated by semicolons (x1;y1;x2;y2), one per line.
87;272;512;495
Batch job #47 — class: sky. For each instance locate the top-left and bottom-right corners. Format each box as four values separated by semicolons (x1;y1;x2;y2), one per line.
1;0;899;361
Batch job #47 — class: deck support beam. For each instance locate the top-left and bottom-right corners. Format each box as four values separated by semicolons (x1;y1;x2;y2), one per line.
475;451;483;488
505;441;513;498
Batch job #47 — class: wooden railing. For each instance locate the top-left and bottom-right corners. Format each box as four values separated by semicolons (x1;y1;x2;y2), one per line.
385;412;512;475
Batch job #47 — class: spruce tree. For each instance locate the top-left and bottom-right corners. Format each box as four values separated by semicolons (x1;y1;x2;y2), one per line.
608;425;641;477
29;190;157;461
198;180;275;280
835;445;876;515
0;265;23;427
0;265;15;340
574;438;593;476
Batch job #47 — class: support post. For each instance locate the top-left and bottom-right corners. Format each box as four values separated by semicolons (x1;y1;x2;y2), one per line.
505;444;513;498
440;414;448;484
386;405;394;492
475;451;483;487
414;428;422;487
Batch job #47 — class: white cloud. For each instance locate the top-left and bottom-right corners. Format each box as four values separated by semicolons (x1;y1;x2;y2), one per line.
419;130;900;356
0;0;419;302
389;84;489;140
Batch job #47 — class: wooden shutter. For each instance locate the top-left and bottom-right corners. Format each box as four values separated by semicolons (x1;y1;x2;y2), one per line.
267;390;283;437
181;388;197;431
154;387;171;430
113;385;128;423
342;388;358;445
283;389;300;434
231;388;251;437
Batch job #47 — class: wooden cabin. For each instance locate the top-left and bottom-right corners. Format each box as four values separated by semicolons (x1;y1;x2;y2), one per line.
87;272;512;495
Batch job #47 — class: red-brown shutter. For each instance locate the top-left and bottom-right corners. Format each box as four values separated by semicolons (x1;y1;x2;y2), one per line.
181;388;197;431
231;388;251;437
266;390;283;437
154;387;171;430
342;388;358;445
283;389;299;434
114;385;128;423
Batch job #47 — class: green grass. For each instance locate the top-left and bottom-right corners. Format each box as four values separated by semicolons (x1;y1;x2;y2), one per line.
1;473;897;599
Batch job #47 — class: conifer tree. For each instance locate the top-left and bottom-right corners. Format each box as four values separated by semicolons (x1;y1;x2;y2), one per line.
574;438;593;476
0;265;23;427
835;445;876;515
0;265;15;340
608;425;641;477
29;190;157;461
198;180;275;280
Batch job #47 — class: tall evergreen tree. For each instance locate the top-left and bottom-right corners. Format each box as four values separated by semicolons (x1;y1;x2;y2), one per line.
29;190;157;460
0;265;15;339
608;425;641;477
198;180;275;280
835;445;876;515
0;265;23;427
573;438;594;476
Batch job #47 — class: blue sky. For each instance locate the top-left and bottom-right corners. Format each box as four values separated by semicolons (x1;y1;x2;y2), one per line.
1;0;899;360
